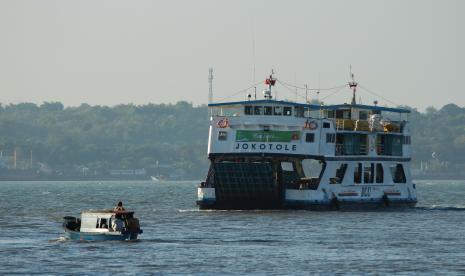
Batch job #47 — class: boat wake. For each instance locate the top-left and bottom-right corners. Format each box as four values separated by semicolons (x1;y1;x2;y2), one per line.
178;209;287;213
139;238;280;245
49;236;68;243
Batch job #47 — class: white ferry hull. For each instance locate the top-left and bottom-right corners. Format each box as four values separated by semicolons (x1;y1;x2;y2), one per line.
197;186;417;210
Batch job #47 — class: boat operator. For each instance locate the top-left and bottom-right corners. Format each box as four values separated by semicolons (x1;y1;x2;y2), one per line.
114;201;125;211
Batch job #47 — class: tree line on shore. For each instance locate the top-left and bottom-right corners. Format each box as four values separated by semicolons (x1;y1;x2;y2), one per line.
0;101;464;179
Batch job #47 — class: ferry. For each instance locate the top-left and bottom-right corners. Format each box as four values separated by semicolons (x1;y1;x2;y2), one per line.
197;73;417;210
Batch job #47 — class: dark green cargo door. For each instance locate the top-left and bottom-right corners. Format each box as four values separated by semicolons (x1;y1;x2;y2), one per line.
213;162;281;207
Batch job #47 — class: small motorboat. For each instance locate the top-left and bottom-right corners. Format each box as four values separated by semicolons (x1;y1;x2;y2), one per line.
63;210;143;241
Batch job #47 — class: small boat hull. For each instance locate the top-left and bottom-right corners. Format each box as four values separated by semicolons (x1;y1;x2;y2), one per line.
63;227;139;241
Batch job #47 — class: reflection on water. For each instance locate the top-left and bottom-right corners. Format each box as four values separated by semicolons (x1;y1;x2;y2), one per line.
0;180;465;274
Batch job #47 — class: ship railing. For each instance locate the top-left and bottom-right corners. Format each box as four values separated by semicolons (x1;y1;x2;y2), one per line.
297;178;320;190
377;144;385;155
335;119;404;133
335;144;368;156
376;144;403;156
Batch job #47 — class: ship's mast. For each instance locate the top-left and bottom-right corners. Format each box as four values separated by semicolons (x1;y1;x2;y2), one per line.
348;66;358;105
263;70;276;100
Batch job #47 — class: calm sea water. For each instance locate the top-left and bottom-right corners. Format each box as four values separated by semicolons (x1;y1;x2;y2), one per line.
1;180;465;275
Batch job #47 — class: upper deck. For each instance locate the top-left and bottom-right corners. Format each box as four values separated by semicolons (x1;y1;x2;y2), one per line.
207;72;411;159
207;99;411;159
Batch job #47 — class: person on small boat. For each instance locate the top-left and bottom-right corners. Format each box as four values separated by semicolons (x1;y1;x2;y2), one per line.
127;215;140;232
111;214;124;232
114;201;125;211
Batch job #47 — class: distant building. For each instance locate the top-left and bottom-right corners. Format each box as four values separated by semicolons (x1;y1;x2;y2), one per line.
109;168;146;176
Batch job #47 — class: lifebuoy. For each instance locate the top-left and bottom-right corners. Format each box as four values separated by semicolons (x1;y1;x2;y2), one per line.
304;120;318;130
217;118;229;128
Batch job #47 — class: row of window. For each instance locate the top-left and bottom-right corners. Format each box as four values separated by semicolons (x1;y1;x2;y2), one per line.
326;109;374;120
326;133;336;143
244;106;293;116
330;163;406;184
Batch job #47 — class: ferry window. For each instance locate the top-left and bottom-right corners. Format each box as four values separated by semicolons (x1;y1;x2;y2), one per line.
326;133;335;143
295;106;304;117
390;163;406;183
98;218;108;228
323;122;330;128
364;163;374;183
218;131;227;141
302;159;324;178
304;107;311;118
274;106;282;115
391;136;403;156
378;134;403;156
281;162;294;171
254;106;263;115
327;110;335;118
338;133;368;155
330;163;347;184
306;133;315;143
283;107;292;116
244;106;253;115
403;136;411;145
336;110;351;119
377;135;385;155
359;111;368;120
354;163;362;184
264;106;273;115
376;163;384;183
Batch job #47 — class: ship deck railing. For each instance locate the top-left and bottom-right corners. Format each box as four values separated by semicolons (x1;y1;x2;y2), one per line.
334;119;404;133
335;144;368;156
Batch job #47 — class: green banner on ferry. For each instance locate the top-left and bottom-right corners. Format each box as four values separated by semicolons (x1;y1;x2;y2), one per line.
236;130;300;142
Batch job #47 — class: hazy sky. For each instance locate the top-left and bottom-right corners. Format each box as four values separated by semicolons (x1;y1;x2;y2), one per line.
1;0;464;110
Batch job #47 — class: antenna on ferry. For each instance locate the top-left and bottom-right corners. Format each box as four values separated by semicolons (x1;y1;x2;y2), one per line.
208;68;214;119
305;84;308;103
348;65;358;105
208;68;213;104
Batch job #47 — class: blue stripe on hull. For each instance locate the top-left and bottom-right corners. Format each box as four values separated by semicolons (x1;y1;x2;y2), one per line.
197;198;417;210
284;198;417;210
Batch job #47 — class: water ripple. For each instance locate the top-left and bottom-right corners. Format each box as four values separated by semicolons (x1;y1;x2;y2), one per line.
0;180;465;274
